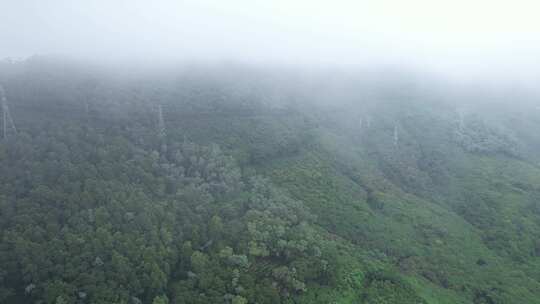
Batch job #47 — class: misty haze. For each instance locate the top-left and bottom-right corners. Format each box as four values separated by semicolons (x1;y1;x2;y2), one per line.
1;1;540;304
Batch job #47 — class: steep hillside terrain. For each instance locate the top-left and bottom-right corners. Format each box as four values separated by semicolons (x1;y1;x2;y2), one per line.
1;58;540;303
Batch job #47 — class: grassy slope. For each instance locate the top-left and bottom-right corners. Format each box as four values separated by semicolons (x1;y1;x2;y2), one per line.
256;121;540;303
164;99;540;303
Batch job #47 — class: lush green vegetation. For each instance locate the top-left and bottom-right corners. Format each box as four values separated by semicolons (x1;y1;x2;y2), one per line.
1;58;540;303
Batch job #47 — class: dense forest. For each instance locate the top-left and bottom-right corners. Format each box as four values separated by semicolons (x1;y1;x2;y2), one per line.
1;57;540;304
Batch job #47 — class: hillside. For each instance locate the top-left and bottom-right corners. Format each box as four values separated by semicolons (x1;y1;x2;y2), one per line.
1;58;540;304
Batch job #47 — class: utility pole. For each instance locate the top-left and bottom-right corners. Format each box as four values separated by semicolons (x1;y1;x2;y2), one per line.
0;85;16;139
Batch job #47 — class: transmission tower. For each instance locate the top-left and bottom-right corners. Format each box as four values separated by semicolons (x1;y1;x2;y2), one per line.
158;104;166;137
157;104;167;152
0;85;17;139
393;124;399;147
456;108;466;132
366;116;372;128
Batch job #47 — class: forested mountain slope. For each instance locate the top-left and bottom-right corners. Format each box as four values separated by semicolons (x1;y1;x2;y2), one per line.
1;58;540;304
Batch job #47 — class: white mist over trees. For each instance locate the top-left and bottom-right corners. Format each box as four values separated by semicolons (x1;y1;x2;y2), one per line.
1;1;540;304
1;0;540;89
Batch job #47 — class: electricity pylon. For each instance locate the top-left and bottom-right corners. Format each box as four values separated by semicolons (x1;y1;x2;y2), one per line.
157;104;167;153
158;104;166;138
393;124;399;147
0;85;17;139
457;108;466;132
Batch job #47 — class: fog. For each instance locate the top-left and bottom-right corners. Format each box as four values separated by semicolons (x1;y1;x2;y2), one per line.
1;0;540;89
5;3;540;304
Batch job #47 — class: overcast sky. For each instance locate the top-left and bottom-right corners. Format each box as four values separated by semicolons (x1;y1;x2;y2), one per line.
1;0;540;83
